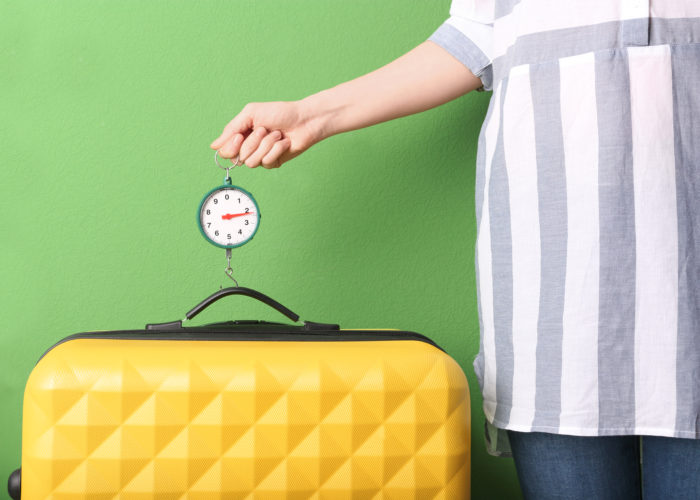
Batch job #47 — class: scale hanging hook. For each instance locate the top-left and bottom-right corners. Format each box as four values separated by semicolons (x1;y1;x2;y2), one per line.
224;248;239;288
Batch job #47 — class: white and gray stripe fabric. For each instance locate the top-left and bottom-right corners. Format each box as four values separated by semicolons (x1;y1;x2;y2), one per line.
429;0;700;457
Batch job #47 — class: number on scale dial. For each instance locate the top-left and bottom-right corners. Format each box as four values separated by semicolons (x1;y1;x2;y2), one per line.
198;186;260;248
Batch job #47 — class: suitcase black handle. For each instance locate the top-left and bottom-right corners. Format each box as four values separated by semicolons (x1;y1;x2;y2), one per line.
147;287;339;331
185;286;300;323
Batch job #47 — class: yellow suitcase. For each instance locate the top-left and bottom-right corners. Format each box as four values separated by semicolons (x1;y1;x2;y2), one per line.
10;287;470;499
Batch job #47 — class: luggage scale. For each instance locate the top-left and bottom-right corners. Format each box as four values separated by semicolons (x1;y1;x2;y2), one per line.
198;151;261;288
189;150;299;323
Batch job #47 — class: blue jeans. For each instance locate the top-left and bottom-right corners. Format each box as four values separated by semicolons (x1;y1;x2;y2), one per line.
507;430;700;500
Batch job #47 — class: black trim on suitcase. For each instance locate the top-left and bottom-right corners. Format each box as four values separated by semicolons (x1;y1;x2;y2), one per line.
7;468;20;500
37;328;445;363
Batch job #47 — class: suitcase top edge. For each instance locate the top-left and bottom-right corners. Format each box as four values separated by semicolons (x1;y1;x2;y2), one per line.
36;329;446;365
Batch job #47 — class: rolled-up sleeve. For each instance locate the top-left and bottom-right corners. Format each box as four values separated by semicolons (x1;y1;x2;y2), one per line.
428;0;495;91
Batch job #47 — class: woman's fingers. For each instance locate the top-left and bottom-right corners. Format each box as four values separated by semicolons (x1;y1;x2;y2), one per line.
210;105;255;150
210;131;230;151
236;126;269;164
217;133;245;159
244;130;283;168
261;138;292;169
211;102;301;168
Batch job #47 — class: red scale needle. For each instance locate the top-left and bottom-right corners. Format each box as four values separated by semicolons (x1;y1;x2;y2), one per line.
221;212;253;220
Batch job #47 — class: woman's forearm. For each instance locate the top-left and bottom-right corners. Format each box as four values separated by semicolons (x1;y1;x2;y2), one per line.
211;40;484;168
301;40;484;140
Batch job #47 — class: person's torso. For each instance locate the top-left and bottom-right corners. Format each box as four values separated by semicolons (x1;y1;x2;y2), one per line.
486;0;700;88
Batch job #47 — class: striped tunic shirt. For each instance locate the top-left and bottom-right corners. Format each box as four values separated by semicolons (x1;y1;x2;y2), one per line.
428;0;700;457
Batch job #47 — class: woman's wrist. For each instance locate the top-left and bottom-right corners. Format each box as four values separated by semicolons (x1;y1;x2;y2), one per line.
298;87;349;142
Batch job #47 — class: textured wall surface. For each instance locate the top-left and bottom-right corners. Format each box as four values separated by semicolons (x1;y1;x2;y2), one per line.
0;0;522;498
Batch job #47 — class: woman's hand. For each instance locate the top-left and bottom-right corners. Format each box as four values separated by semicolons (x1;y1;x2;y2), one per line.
210;101;324;169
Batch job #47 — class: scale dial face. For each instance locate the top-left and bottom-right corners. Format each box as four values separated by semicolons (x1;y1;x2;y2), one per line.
198;185;260;248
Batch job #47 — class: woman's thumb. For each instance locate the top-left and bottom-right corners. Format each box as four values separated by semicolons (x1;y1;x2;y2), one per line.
211;105;255;149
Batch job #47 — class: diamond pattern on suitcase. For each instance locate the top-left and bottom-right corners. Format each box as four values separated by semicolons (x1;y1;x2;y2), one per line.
22;338;470;499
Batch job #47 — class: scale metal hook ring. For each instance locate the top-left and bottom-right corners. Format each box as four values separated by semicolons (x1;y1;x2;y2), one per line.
215;150;241;170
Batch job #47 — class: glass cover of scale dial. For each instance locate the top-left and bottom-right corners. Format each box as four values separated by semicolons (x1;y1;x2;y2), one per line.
200;187;258;246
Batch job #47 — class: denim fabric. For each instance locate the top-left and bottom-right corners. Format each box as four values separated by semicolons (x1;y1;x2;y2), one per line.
507;430;700;500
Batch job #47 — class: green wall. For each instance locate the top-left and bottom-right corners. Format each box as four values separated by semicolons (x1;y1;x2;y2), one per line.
0;1;523;498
